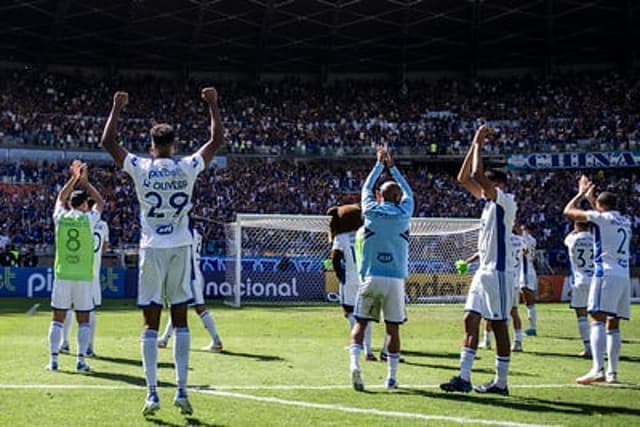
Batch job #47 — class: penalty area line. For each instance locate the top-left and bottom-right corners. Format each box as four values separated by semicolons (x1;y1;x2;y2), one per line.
196;388;562;427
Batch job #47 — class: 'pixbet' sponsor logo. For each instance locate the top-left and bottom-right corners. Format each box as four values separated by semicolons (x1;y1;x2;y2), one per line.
27;268;54;297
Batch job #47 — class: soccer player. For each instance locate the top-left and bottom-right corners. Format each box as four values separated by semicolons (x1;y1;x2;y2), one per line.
520;225;538;336
563;175;631;384
327;205;376;362
440;125;516;396
59;199;109;357
349;147;413;391
563;221;594;358
509;225;525;352
157;228;223;352
46;160;104;373
101;87;224;416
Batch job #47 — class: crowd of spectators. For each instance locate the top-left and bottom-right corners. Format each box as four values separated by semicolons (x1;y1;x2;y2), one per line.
1;68;639;156
0;159;638;266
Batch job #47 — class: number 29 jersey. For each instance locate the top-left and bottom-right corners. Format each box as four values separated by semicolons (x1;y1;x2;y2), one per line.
124;153;205;249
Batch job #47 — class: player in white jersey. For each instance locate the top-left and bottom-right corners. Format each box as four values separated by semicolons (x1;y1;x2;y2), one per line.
519;225;538;336
101;87;224;416
46;161;104;373
58;204;109;357
327;205;376;362
158;228;223;352
440;125;516;397
564;221;594;358
563;175;631;385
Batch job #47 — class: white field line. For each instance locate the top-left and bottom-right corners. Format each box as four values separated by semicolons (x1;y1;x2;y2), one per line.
196;388;562;427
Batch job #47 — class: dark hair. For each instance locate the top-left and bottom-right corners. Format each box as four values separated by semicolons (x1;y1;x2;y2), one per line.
597;192;617;210
87;198;96;209
485;168;508;185
150;123;175;147
69;190;88;208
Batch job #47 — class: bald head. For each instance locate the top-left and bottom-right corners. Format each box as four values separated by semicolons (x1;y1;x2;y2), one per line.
379;181;402;203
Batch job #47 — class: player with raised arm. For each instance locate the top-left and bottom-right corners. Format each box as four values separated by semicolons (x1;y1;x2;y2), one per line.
564;220;594;358
157;227;223;352
101;87;224;416
563;176;631;384
349;147;413;391
58;200;109;357
46;161;104;373
520;225;538;336
440;125;516;396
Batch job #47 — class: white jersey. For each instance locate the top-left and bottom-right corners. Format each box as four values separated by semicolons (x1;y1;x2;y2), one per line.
123;153;205;248
510;233;524;284
564;231;594;286
332;232;359;287
585;210;632;277
521;231;536;274
93;220;109;279
477;189;517;272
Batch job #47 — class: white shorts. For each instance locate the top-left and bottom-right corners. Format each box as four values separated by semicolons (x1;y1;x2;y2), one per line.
569;280;590;309
92;277;102;307
588;274;631;320
191;268;205;306
340;279;359;308
354;275;406;324
520;270;538;292
51;279;94;312
465;269;512;321
137;246;193;307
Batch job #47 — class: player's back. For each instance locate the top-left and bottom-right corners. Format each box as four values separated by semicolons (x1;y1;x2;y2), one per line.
123;154;204;249
477;190;516;272
333;231;359;286
587;210;631;276
564;231;594;284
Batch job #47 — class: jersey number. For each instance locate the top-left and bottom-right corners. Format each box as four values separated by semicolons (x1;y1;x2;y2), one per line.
576;248;593;268
65;228;81;252
617;228;628;255
93;231;102;253
145;191;189;218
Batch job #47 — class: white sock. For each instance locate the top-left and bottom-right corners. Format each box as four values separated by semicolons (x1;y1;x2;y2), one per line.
349;343;362;372
514;329;523;342
48;321;63;362
527;306;537;330
199;311;219;342
495;356;510;388
346;313;356;332
141;330;158;390
77;323;90;362
387;352;400;380
483;330;493;346
577;316;590;351
88;311;97;350
606;329;621;375
61;310;73;346
363;322;373;355
590;321;605;373
173;327;190;391
459;347;476;382
159;317;173;343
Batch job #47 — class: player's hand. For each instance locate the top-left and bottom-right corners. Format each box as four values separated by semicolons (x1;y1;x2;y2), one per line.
201;87;218;105
79;162;89;184
473;125;489;145
113;91;129;112
70;159;83;180
385;149;395;168
578;175;592;195
376;146;387;163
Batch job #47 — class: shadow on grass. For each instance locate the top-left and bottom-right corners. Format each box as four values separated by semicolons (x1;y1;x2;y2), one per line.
192;349;285;362
397;387;640;417
62;369;175;388
92;354;174;369
146;416;226;427
528;350;640;362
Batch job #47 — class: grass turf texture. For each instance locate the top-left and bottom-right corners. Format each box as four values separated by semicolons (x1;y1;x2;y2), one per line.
0;299;639;426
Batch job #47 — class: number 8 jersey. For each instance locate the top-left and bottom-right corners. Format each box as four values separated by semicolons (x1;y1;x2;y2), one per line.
124;153;205;248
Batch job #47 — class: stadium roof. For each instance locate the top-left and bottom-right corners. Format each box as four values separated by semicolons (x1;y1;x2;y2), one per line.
1;0;637;75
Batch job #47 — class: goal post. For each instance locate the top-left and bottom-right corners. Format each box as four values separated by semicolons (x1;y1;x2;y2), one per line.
224;214;480;307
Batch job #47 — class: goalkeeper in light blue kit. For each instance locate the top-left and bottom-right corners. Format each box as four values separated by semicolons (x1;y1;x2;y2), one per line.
349;146;413;391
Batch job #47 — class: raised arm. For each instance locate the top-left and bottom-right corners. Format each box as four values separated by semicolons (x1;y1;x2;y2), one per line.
100;92;130;168
470;125;496;201
385;150;414;215
361;148;386;212
78;163;105;214
457;127;485;200
563;175;592;222
55;160;81;210
197;87;225;167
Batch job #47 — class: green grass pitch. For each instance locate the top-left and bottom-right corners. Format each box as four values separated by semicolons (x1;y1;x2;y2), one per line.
0;299;639;426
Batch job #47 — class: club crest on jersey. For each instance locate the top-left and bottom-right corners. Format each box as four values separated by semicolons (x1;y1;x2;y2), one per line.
156;224;174;235
377;253;393;263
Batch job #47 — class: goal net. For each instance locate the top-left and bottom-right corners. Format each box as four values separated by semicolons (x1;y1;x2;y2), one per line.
223;214;480;307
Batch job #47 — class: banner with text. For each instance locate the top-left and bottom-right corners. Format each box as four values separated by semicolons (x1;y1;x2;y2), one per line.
507;151;640;170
